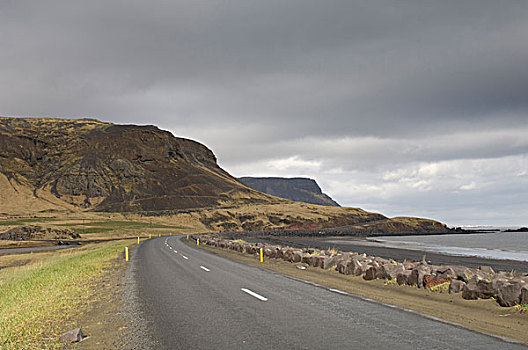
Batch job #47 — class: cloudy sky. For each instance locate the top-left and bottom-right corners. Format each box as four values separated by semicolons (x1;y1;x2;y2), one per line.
1;1;527;226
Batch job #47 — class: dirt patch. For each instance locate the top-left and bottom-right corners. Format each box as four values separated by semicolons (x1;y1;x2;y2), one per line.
192;242;528;344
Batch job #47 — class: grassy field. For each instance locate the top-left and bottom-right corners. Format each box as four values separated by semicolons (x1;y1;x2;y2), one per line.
60;220;187;234
0;239;134;349
0;218;60;226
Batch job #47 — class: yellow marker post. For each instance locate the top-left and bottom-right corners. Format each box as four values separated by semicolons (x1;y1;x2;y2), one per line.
158;233;161;238
125;247;129;262
137;237;140;244
149;234;151;239
260;248;264;263
186;234;189;240
197;238;200;246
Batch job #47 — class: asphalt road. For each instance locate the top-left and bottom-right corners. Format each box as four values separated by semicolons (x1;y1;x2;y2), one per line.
132;237;526;349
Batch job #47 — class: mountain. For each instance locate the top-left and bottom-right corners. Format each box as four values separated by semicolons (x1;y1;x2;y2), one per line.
238;177;339;207
0;117;452;236
0;117;275;213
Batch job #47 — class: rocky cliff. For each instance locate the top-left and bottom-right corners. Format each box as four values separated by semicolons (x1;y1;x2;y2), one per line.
238;177;339;207
0;117;275;212
0;117;452;236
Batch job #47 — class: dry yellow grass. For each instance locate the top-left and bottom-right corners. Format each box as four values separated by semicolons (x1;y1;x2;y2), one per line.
0;240;133;348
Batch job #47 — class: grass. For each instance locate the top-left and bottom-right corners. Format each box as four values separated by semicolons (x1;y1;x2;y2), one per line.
0;218;59;226
0;239;133;349
58;220;188;235
514;304;528;313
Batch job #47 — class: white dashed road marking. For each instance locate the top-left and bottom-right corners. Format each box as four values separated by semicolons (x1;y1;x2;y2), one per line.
181;255;189;260
241;288;268;302
200;266;210;272
329;288;348;295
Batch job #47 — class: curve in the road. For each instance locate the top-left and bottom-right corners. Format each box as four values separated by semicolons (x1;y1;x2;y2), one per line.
130;236;527;350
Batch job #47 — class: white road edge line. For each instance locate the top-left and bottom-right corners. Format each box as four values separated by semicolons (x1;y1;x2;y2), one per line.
241;288;268;302
200;266;210;272
329;288;348;295
181;255;189;260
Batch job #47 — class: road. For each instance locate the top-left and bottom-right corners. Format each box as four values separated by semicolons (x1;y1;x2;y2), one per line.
132;236;526;349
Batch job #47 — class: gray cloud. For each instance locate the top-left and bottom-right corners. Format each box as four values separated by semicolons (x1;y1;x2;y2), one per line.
1;0;527;225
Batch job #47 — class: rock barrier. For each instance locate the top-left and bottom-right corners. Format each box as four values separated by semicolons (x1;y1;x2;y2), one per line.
193;236;528;308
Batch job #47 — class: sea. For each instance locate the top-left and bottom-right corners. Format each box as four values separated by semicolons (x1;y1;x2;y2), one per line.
364;228;528;263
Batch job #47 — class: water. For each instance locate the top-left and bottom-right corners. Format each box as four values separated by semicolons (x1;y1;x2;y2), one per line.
364;231;528;262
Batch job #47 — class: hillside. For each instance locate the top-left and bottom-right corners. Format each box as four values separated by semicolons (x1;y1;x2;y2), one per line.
0;117;452;235
0;117;276;213
238;177;339;207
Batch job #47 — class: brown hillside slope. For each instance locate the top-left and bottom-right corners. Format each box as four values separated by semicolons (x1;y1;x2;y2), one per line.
0;117;275;212
0;117;451;235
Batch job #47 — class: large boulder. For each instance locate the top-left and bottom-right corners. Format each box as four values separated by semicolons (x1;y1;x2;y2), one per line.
321;255;338;270
475;265;495;280
462;276;497;300
521;285;528;304
312;254;337;269
449;280;466;294
408;265;432;287
337;258;367;276
449;266;474;282
290;250;304;263
380;263;405;280
336;256;351;274
363;266;380;281
497;282;524;307
423;274;451;289
334;253;352;269
396;270;413;285
434;266;457;279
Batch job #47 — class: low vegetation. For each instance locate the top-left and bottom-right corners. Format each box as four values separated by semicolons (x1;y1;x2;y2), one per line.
0;239;133;348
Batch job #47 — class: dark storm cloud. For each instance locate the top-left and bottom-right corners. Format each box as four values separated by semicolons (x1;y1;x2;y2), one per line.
1;0;527;225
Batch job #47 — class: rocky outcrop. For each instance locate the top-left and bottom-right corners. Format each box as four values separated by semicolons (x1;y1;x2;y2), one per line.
196;235;528;308
0;225;80;240
238;177;339;207
504;227;528;232
0;117;275;212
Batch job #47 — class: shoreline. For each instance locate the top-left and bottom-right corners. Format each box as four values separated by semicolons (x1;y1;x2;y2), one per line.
241;235;528;273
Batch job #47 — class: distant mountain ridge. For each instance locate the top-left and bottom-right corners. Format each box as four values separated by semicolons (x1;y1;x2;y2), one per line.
238;177;339;207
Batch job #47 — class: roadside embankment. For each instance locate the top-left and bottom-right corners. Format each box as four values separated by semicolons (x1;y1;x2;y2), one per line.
0;239;134;348
190;235;528;343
